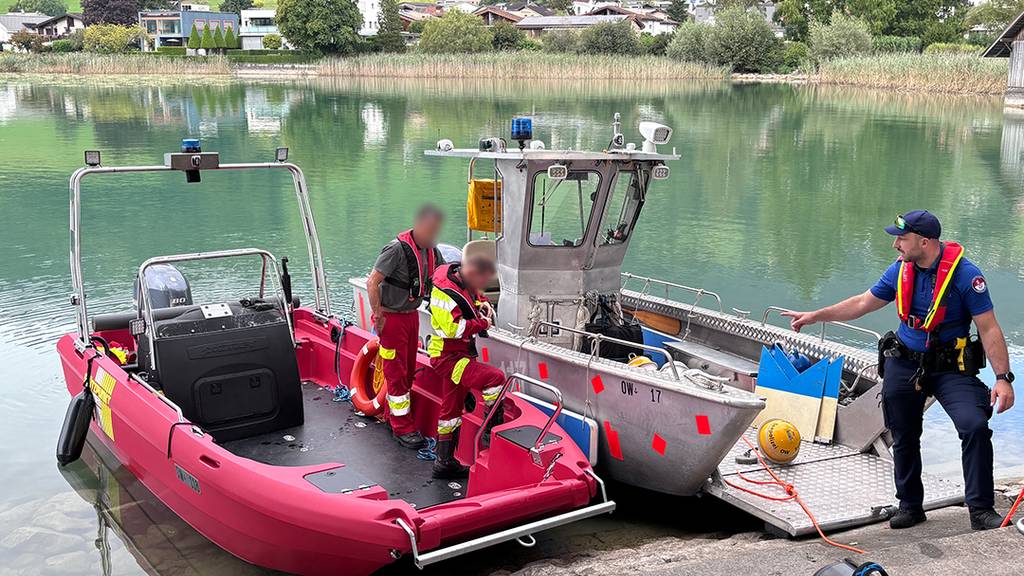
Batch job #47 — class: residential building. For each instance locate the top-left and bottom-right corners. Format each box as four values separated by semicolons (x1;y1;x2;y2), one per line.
358;0;382;35
0;12;49;48
138;10;239;50
515;14;638;38
474;6;523;26
35;13;84;38
585;5;677;35
239;9;289;50
398;9;433;30
504;2;555;18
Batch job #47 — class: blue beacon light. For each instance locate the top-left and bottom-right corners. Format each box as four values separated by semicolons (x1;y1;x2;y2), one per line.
511;117;532;149
181;138;201;153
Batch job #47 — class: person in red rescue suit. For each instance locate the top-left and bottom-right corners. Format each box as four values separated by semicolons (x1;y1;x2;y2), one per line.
783;211;1014;531
366;206;444;450
428;255;505;479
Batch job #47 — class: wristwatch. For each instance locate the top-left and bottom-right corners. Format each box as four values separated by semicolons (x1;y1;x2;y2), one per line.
996;371;1015;384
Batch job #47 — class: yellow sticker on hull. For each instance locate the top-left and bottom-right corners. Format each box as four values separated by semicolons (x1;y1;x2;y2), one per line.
91;367;117;440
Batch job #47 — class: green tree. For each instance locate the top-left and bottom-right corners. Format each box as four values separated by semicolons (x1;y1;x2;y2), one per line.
491;20;525;51
667;0;689;23
773;0;809;41
262;33;282;49
703;6;782;72
666;21;708;62
213;24;226;48
418;9;493;53
187;22;201;49
217;0;253;15
408;19;426;34
10;0;67;17
376;0;406;52
846;0;896;36
578;20;642;55
276;0;364;54
224;25;237;49
542;29;579;53
200;24;215;50
808;12;872;62
965;0;1024;36
83;23;147;52
82;0;140;26
9;30;44;51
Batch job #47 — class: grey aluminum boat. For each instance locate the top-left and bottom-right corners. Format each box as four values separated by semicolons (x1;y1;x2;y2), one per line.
351;115;964;534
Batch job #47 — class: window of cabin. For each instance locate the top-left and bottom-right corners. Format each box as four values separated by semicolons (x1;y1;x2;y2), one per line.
528;170;600;247
598;167;648;246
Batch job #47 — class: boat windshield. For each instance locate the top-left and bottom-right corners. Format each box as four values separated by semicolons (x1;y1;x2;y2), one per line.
599;167;647;246
528;170;600;247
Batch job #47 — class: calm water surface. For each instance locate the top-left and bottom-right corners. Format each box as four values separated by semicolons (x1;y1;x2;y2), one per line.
1;76;1023;574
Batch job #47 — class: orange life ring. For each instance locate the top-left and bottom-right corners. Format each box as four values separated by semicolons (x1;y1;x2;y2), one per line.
350;338;388;417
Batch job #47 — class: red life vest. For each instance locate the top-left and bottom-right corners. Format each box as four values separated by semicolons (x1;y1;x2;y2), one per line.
895;241;964;333
394;229;438;302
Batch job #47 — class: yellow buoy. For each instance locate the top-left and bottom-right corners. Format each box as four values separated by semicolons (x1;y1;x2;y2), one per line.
757;418;801;464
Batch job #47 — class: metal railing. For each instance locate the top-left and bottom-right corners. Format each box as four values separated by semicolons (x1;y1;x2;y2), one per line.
535;321;681;381
474;372;562;462
761;306;882;344
620;272;724;314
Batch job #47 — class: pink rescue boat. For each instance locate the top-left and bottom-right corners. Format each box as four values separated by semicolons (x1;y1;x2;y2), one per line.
55;142;614;575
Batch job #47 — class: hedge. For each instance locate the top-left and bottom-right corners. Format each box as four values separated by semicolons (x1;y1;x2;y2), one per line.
157;46;186;55
226;53;319;64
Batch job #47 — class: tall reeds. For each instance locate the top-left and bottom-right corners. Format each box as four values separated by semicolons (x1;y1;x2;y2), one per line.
0;53;232;75
815;53;1008;95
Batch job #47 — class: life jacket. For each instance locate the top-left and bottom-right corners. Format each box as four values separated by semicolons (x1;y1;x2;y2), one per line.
896;241;965;333
428;263;485;358
384;229;439;303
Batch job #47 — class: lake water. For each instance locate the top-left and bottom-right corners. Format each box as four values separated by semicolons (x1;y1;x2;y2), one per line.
1;75;1022;574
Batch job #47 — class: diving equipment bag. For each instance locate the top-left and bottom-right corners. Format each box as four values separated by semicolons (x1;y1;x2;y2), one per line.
580;295;643;362
813;559;888;576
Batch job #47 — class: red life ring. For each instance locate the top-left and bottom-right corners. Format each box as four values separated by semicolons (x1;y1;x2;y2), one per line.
350;339;388;417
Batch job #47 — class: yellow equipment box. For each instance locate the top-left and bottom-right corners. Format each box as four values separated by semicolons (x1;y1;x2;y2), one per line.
467;179;502;233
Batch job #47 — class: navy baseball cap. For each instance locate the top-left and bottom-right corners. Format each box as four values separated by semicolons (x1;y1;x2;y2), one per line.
885;210;941;239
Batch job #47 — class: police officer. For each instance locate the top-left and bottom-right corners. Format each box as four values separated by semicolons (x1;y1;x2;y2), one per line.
366;205;444;450
783;211;1015;531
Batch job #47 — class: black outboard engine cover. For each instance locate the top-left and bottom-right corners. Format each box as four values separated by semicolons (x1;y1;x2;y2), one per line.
135;264;193;310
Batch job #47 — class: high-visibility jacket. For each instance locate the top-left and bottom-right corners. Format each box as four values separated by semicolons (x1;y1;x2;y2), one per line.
896;241;964;333
428;263;490;358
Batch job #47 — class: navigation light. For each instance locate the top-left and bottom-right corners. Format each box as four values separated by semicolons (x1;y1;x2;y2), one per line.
275;147;289;162
84;150;101;167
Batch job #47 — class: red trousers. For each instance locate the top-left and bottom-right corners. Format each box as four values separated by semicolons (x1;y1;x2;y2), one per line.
430;354;505;440
378;311;419;435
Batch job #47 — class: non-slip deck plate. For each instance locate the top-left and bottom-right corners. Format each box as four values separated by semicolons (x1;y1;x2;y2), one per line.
707;428;964;536
221;382;466;510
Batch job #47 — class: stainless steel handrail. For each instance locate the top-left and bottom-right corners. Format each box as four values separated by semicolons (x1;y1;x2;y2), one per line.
394;497;616;569
535;321;680;381
473;372;563;462
69;160;331;348
761;306;882;343
129;373;185;423
620;272;724;314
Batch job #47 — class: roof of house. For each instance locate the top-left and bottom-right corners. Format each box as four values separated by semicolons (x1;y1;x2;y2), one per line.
0;12;50;32
983;10;1024;57
399;9;434;21
585;5;675;23
505;2;555;16
33;12;83;28
473;6;523;22
516;14;627;29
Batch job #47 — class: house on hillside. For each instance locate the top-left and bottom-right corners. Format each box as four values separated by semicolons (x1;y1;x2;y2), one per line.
474;6;523;26
239;9;290;50
515;14;639;38
398;9;433;31
138;10;239;50
504;2;555;19
0;12;49;49
35;13;84;38
585;5;677;35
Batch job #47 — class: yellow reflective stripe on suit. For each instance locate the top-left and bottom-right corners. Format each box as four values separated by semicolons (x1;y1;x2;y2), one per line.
451;357;471;385
482;386;501;405
387;393;411;416
438;417;462;435
378;346;396;360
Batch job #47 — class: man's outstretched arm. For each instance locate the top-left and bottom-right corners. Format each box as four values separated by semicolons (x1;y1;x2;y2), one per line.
781;291;889;332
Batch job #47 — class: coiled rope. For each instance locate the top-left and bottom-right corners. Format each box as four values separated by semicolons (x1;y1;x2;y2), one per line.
417;437;437;461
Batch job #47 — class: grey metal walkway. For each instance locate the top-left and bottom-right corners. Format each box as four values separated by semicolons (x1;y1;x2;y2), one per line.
705;428;964;536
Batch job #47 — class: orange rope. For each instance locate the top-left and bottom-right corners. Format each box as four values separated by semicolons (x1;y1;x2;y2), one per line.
723;436;866;554
999;486;1024;529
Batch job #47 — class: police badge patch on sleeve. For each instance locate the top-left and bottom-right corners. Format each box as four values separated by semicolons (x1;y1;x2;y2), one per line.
971;275;988;293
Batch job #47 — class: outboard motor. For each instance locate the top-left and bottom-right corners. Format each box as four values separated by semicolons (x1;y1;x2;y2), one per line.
134;264;193;310
813;559;888;576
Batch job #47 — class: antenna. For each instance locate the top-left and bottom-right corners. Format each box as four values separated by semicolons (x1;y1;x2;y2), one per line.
609;113;624;150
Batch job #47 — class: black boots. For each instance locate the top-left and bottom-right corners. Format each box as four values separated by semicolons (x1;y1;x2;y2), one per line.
393;430;425;450
889;508;927;529
481;403;504;448
969;507;1005;530
432;429;470;479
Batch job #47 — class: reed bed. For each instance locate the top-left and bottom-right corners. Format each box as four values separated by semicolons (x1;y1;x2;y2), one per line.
815;53;1008;95
0;53;231;76
317;53;730;80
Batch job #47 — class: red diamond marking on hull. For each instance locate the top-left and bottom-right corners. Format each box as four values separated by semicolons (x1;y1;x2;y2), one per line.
695;415;711;435
591;375;605;394
603;421;623;460
481;347;489;363
538;362;549;379
652;433;666;456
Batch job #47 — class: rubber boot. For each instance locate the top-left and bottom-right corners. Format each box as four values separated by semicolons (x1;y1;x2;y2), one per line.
482;403;504;449
969;507;1004;530
888;507;926;529
432;428;469;479
393;430;425;450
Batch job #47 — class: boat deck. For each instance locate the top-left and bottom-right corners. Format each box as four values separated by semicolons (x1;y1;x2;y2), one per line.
706;428;964;536
221;382;466;510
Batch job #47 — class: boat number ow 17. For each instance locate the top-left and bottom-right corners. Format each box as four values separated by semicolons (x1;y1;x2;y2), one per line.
620;380;661;403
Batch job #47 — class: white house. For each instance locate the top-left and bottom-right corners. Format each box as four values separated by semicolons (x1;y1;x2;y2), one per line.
0;12;49;47
239;8;289;49
358;0;382;35
35;13;84;38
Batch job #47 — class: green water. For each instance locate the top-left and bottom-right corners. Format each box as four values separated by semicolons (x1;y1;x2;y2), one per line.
1;76;1023;574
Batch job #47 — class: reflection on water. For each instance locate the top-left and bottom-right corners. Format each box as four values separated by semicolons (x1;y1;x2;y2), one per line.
1;75;1023;574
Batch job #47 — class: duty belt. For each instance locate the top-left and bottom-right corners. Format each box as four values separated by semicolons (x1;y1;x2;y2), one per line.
878;331;985;392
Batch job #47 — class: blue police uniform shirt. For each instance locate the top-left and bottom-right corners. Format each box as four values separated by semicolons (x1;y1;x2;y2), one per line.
870;252;993;352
